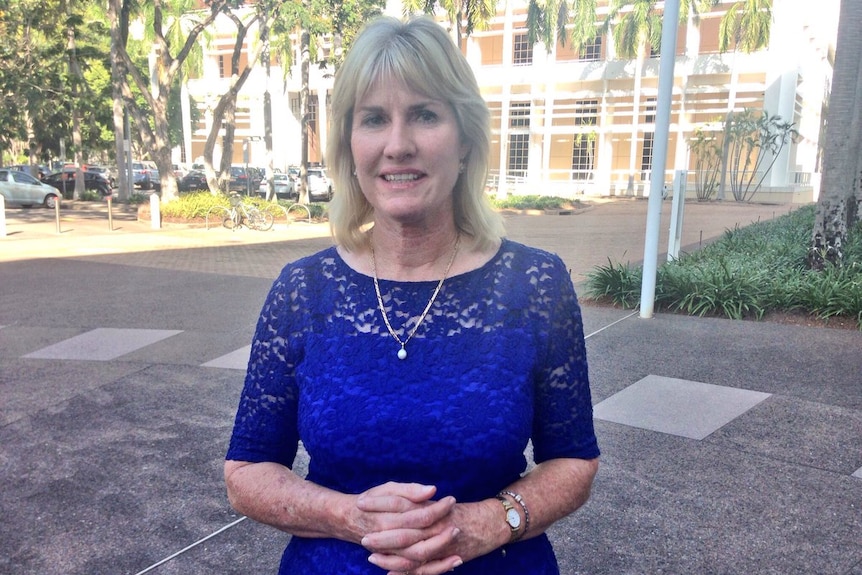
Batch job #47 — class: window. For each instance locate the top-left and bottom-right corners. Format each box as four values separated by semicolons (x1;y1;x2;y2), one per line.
289;95;319;130
580;35;602;62
644;97;656;124
510;102;531;128
574;99;598;126
218;55;227;78
640;132;654;175
508;133;530;177
571;136;595;181
513;33;533;66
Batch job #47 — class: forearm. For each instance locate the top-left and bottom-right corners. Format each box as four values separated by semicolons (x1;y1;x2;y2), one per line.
224;460;359;542
503;457;599;542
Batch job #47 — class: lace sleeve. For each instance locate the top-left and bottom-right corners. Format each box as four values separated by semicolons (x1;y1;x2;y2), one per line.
225;265;309;468
530;253;600;463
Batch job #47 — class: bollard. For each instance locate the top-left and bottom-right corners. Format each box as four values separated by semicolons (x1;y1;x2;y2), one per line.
149;192;161;229
107;195;114;231
0;194;6;237
55;194;61;234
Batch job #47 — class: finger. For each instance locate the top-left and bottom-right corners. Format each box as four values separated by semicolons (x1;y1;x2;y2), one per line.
380;554;463;575
360;496;456;534
358;483;437;509
366;526;460;561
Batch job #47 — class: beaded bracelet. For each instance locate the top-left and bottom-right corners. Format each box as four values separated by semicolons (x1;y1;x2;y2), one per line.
498;490;530;539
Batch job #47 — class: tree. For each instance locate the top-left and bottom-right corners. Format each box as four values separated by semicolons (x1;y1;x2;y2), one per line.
723;108;796;202
810;0;862;268
716;0;772;200
402;0;496;48
200;7;267;193
688;128;721;201
108;0;231;203
1;0;113;172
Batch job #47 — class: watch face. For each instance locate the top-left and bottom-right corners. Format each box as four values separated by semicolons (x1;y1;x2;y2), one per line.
506;508;521;529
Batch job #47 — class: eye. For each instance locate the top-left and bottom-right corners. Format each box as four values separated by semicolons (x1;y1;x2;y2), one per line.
359;112;387;127
414;109;439;124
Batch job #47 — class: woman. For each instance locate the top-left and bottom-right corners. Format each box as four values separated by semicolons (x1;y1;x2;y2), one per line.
225;15;600;575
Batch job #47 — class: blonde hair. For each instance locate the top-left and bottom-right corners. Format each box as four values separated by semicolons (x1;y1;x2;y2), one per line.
326;15;504;251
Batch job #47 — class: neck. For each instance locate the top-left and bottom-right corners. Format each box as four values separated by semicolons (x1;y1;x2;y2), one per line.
369;225;460;281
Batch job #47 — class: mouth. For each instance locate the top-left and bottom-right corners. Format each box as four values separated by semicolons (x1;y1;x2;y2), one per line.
382;172;423;183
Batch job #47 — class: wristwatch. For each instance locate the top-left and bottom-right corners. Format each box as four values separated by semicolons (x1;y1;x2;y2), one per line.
496;495;522;542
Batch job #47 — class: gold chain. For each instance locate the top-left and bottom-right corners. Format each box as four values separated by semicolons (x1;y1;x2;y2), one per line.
370;235;461;360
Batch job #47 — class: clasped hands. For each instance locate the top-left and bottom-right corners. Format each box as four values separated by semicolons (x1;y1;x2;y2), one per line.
355;482;490;575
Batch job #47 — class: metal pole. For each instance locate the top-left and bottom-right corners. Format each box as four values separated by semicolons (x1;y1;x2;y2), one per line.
107;195;114;231
639;0;680;319
55;194;62;234
0;194;6;238
667;170;687;261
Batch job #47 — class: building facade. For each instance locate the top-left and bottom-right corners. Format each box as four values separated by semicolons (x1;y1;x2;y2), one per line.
183;0;837;202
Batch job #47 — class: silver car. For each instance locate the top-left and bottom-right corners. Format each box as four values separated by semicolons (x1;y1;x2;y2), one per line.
0;169;61;209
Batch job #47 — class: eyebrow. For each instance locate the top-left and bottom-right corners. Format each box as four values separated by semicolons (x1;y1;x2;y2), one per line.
356;100;442;115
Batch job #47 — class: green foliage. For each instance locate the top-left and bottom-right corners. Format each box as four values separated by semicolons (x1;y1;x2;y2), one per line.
490;195;580;210
584;205;862;329
78;189;103;202
585;258;642;308
159;192;329;221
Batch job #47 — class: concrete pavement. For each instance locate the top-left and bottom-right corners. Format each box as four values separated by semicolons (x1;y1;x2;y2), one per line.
1;197;860;574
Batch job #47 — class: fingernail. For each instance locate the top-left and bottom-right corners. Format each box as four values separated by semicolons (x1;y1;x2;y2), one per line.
367;554;380;566
451;559;464;570
452;527;461;537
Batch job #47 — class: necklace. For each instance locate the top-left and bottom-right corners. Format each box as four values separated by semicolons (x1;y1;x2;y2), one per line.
370;234;461;360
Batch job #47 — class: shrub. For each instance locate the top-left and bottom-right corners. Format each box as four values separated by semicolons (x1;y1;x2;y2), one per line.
584;204;862;329
490;195;579;211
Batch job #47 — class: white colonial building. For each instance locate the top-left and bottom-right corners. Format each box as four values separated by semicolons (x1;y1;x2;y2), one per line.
181;0;838;202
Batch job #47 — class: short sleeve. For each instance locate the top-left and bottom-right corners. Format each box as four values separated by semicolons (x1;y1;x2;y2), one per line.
530;254;600;463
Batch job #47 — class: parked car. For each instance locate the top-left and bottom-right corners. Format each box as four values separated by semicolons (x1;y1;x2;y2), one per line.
0;169;61;208
131;161;160;190
228;165;262;193
257;173;296;200
306;167;333;201
178;170;209;192
9;164;49;180
43;170;113;197
87;165;116;187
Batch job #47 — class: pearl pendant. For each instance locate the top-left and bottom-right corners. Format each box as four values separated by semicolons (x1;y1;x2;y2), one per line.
397;347;408;360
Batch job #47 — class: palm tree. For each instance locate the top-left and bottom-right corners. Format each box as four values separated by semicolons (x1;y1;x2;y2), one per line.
402;0;496;48
715;0;772;200
810;0;862;268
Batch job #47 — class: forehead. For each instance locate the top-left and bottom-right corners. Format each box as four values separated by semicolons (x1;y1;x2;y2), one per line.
355;79;446;110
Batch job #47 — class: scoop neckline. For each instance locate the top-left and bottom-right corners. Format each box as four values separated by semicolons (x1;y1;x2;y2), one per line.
331;238;511;284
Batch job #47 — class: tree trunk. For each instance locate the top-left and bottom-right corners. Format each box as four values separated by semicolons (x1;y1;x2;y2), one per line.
64;0;85;200
810;0;862;268
300;26;310;205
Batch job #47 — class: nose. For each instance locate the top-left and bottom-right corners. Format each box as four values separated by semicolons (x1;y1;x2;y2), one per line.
383;118;416;161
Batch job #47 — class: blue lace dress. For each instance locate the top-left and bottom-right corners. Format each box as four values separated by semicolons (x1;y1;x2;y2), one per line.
226;238;600;574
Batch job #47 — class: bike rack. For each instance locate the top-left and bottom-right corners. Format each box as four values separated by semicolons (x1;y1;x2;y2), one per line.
204;206;231;230
203;201;311;230
280;203;312;225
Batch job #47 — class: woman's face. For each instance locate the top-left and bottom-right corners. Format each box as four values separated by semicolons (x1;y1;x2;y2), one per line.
350;81;468;227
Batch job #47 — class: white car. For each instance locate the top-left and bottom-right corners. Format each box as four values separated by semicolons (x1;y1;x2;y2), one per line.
258;174;297;200
306;168;333;201
0;168;61;209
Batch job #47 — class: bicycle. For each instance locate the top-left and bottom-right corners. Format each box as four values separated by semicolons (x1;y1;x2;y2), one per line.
223;192;274;231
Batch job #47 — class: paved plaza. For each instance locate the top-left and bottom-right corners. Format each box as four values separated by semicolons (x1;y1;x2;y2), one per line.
1;198;860;574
